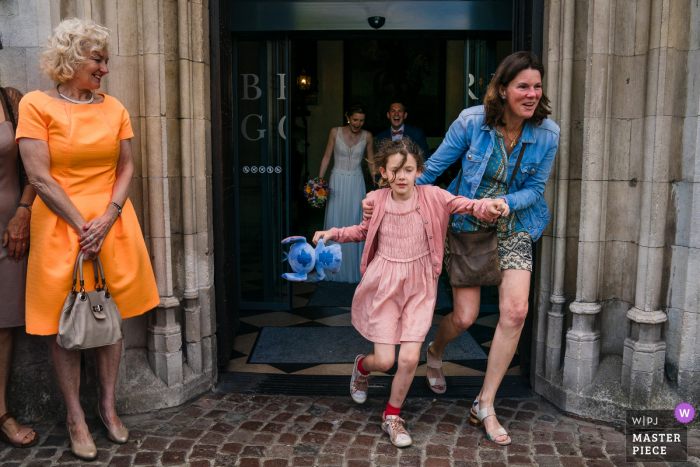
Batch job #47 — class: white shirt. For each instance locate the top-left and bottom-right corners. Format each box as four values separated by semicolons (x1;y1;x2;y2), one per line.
391;124;405;141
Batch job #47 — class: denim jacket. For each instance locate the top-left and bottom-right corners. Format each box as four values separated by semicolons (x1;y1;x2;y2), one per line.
417;105;560;242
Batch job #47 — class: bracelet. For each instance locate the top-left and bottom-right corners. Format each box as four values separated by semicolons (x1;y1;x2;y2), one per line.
110;202;122;216
18;203;31;213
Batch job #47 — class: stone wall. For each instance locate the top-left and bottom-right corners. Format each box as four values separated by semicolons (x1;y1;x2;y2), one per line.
0;0;216;421
533;0;700;420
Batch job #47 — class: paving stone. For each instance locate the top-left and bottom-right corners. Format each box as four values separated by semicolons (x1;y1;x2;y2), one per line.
353;434;376;446
556;442;579;456
109;457;133;467
561;457;586;467
241;445;266;457
347;461;372;467
580;445;606;458
291;457;315;466
534;455;564;466
507;454;533;464
191;444;218;458
453;448;477;461
425;458;451;467
134;451;158;465
552;431;576;442
161;450;188;465
340;420;362;431
398;457;422;467
535;443;556;455
263;460;288;467
278;433;297;444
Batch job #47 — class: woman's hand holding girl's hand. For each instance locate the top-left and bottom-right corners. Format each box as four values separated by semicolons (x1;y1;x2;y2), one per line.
312;230;333;245
79;206;119;258
472;198;509;222
492;198;510;217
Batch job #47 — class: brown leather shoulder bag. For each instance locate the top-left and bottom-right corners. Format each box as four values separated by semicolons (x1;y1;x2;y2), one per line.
445;144;526;288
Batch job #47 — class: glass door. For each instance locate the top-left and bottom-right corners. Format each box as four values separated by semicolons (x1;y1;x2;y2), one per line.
234;37;292;310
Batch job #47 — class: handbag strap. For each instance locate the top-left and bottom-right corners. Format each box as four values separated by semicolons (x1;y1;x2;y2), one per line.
449;140;528;229
507;142;527;193
72;252;107;292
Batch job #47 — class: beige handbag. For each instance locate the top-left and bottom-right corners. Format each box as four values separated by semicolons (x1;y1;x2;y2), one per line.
57;252;123;350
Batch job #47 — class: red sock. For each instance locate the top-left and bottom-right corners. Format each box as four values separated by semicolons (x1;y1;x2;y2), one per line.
385;403;401;417
357;357;370;376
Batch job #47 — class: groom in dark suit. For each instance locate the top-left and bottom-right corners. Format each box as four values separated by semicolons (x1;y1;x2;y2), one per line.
377;102;430;155
375;102;430;187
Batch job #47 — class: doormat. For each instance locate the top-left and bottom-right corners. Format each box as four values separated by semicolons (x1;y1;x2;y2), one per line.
307;280;453;308
248;326;486;364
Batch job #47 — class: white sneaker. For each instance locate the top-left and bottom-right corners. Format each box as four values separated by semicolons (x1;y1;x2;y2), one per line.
350;354;371;404
382;413;412;447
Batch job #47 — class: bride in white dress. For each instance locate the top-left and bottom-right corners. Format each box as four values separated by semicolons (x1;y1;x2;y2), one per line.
318;104;375;283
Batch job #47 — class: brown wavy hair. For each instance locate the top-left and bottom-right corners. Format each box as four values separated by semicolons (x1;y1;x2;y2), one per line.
483;51;551;128
374;137;425;188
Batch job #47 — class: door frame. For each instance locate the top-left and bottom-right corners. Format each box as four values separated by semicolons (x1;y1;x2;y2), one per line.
210;0;543;364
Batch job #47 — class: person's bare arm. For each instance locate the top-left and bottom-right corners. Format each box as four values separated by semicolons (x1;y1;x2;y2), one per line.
19;138;87;233
318;127;337;179
78;139;134;255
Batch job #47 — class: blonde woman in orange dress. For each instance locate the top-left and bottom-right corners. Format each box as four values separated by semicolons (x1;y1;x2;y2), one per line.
16;18;159;460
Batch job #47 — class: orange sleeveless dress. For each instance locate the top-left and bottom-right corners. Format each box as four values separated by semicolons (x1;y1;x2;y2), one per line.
15;91;160;335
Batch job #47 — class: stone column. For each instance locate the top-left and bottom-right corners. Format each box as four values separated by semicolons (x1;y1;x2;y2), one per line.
544;0;575;381
620;0;678;406
177;0;203;373
563;0;615;392
141;0;183;386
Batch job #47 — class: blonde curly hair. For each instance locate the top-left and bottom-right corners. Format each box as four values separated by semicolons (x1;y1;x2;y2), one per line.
39;18;110;84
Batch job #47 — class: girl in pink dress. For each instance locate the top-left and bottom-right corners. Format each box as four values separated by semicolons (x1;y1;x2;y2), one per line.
313;138;506;447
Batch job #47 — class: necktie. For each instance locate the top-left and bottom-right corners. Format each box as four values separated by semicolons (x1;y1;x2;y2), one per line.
392;130;403;136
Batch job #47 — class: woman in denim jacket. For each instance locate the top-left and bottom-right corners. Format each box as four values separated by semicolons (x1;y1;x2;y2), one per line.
365;51;559;445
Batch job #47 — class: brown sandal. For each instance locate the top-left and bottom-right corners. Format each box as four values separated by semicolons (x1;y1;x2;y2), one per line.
0;412;38;448
425;342;446;394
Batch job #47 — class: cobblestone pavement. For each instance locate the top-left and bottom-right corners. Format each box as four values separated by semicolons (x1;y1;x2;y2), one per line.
2;392;698;467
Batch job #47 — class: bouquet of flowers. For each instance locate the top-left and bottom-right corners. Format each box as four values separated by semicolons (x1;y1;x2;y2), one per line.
304;177;330;208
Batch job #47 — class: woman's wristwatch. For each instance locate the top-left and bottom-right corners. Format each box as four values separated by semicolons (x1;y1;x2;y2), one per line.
110;202;122;216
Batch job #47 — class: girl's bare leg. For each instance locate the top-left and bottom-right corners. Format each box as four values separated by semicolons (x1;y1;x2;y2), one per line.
389;342;422;408
360;343;395;373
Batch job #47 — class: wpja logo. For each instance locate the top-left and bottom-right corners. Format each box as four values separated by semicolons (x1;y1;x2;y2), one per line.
626;406;692;463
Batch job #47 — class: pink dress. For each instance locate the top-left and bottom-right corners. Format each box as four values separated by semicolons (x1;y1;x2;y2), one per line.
351;190;437;344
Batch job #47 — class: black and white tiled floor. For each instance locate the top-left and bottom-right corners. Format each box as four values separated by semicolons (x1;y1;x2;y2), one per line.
225;281;522;377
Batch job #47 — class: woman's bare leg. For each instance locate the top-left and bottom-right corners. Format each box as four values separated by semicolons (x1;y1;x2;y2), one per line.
52;339;92;446
478;269;531;442
0;328;37;445
426;286;481;390
389;342;422;408
94;341;125;431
